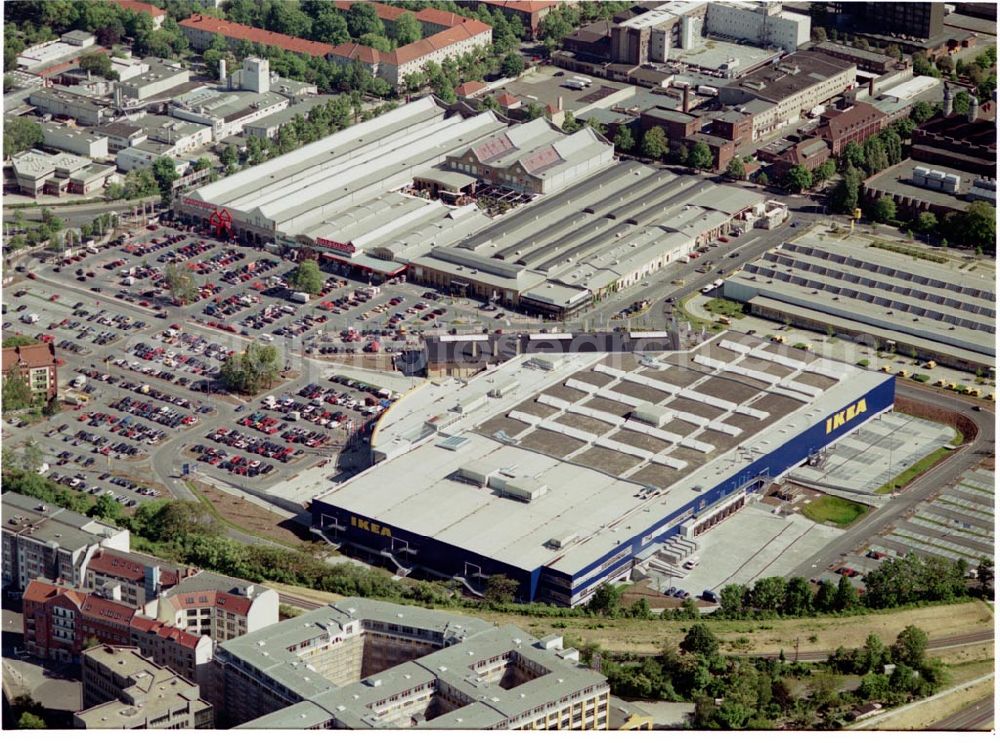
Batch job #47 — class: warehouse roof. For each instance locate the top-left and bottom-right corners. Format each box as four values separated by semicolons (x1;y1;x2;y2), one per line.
728;51;855;103
315;332;885;576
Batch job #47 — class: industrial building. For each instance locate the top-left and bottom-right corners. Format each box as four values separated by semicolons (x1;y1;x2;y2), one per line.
40;122;109;159
2;491;130;596
863;157;996;221
718;51;856;140
723;226;995;372
10;149;115;196
311;332;895;606
116;57;190;101
75;646;212;730
214;598;609;729
28;87;111;126
409;164;771;316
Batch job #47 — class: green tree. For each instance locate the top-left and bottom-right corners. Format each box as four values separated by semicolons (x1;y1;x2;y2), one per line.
164;262;198;305
289;259;324;295
948;200;995;251
834;574;858;610
687;141;713;170
785;164;813;193
840;140;866;171
858;672;890;701
640;126;668;159
79;51;115;79
390;11;422;45
755;170;769;186
726;157;746;180
952;90;971;116
219;342;282;396
358;33;391;53
859;633;888;674
813;159;836;185
863;136;889;174
2;370;33;411
20;439;44;473
87;493;124;524
523;101;546;120
813;579;836;612
346;2;384;38
870;195;897;223
680;624;719;657
915;210;937;235
832;165;862;214
977;557;994;597
613;125;635;153
910;100;936;124
484;574;519;604
500;52;525;78
151;156;178;197
782;576;813;616
3;117;44;160
719;583;747;617
892;625;928;668
18;712;46;729
588;582;623;616
193;157;213;172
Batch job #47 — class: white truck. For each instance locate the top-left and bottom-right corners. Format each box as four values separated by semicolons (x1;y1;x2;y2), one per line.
289;291;310;304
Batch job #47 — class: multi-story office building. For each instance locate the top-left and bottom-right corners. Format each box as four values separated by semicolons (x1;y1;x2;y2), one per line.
2;492;129;595
75;645;213;729
215;598;609;729
1;341;58;401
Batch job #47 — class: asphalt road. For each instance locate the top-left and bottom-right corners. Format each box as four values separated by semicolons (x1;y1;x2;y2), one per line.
932;694;995;731
788;382;996;581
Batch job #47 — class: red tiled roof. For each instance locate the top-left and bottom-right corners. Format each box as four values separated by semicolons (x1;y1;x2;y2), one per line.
456;80;487;97
2;342;56;373
110;0;166;18
179;14;335;58
87;549;180;588
131;616;203;649
818;102;885;141
496;92;520;107
329;41;383;65
169;589;252;616
23;579;84;606
81;594;137;627
478;0;561;14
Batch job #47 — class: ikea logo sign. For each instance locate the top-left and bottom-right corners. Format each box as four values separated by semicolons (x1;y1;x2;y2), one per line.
826;398;867;435
350;516;391;537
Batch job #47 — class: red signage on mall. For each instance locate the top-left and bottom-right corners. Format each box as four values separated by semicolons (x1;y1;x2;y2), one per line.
316;237;356;255
183;197;215;211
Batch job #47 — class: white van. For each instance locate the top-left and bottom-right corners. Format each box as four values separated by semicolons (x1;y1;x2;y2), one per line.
683;555;700;570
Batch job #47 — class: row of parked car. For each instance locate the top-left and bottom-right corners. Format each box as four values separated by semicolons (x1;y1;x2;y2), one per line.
191;444;276;477
109;396;198;429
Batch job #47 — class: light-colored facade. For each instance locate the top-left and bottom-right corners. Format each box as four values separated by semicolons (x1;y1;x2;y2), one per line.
27;88;110;126
76;646;212;729
705;1;809;53
116;57;190;100
216;598;609;730
41;122;109;158
169;86;290;141
2;492;128;595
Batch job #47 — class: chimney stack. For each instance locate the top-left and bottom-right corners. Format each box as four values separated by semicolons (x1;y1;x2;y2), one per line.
219;57;227;85
968;96;979;122
868;78;875;97
943;85;953;117
682;85;690;114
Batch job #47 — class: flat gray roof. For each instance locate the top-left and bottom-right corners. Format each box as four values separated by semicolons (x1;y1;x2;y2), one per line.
3;491;123;553
316;332;887;576
865;157;984;212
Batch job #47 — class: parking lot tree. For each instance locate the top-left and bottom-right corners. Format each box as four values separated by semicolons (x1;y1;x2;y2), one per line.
484;574;519;605
164;262;198;305
749;576;786;613
20;439;44;473
915;210;937;235
220;342;282;396
7;235;26;253
680;624;719;657
613;125;635;153
289;258;324;295
42;397;61;417
2;369;33;411
784;164;813;193
687;142;713;171
641;126;668;160
3;116;43;160
726;157;746;180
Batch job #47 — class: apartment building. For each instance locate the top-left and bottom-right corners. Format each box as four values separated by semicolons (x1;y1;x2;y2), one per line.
83;547;188;608
153;571;278;643
215;598;609;730
75;646;213;729
2;492;129;596
814;101;887;156
1;341;58;401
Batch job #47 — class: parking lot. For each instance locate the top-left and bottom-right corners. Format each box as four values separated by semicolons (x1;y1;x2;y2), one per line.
7;218;546;499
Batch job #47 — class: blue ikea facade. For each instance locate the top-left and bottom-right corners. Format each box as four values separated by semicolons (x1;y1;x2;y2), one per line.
312;374;895;605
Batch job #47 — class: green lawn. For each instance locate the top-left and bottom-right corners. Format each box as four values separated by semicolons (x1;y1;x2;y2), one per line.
704;298;745;318
875;447;955;494
801;495;869;527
